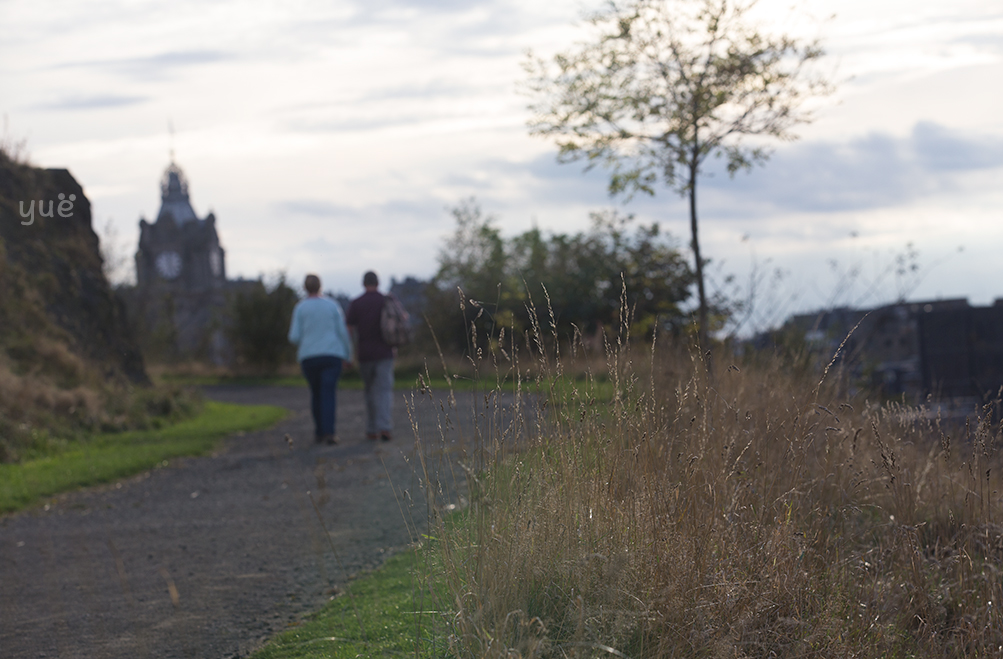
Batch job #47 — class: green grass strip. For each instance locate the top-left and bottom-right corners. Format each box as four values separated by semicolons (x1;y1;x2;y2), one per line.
251;546;452;659
0;400;287;514
160;372;491;393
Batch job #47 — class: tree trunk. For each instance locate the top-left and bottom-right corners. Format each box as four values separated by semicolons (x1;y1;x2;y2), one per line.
689;160;708;354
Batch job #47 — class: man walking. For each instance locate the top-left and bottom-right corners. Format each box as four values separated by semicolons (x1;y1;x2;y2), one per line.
347;271;395;441
288;274;352;445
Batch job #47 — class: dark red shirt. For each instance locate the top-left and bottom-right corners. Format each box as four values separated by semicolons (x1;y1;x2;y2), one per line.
346;291;394;362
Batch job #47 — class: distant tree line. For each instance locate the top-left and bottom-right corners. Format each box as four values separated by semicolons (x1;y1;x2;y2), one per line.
421;199;695;351
224;200;703;369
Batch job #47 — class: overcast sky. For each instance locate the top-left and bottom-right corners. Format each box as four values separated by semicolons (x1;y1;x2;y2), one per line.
2;0;1001;333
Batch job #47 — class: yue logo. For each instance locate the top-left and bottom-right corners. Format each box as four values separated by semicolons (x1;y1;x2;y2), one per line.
20;193;77;226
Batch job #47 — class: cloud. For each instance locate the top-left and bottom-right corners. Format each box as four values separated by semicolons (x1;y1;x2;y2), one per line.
275;197;445;224
277;80;498;134
283;114;421;134
55;49;231;81
285;0;542;57
360;79;477;102
294;236;340;255
340;0;505;22
263;124;1003;245
912;121;1003;171
953;30;1003;55
700;123;1003;215
35;94;148;111
446;123;1003;229
360;0;498;11
276;199;350;218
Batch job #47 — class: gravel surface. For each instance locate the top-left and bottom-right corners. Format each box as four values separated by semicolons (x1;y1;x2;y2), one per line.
0;385;483;659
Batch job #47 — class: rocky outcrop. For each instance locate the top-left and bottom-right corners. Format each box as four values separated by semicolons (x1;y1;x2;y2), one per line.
0;152;148;388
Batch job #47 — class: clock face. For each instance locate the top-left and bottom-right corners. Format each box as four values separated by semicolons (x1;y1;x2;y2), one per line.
209;249;222;277
156;251;182;280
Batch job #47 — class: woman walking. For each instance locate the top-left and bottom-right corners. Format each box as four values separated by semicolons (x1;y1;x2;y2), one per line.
288;274;352;444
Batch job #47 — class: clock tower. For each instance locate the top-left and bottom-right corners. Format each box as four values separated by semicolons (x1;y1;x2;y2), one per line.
135;162;226;288
131;160;234;361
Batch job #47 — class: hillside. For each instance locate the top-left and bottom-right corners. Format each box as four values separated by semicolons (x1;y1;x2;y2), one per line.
0;150;170;461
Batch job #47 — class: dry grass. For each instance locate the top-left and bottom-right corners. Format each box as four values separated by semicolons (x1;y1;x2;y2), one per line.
0;354;201;463
413;315;1003;658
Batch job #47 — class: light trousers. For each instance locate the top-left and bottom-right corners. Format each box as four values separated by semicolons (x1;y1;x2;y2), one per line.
359;358;394;434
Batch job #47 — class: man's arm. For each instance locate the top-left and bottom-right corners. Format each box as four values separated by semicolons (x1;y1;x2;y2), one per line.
334;304;354;363
345;301;359;366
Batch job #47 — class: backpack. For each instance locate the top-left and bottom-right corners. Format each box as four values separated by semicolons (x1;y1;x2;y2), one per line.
380;293;413;346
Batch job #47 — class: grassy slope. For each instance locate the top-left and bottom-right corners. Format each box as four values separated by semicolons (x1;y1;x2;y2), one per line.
251;548;452;659
0;152;158;462
0;400;286;513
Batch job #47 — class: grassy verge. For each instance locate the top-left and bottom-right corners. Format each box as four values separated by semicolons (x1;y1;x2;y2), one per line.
247;361;616;659
252;514;465;659
419;338;1003;658
0;400;287;514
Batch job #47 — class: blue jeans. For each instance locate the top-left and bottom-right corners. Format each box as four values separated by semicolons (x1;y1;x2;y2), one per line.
359;358;394;434
301;355;343;438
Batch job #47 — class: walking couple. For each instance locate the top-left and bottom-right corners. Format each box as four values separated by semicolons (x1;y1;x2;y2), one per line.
287;271;398;445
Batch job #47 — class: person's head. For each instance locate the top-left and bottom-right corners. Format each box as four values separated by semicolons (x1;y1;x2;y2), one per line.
363;271;379;291
304;274;321;295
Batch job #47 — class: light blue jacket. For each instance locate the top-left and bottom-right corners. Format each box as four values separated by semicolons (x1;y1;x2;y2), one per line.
288;296;353;362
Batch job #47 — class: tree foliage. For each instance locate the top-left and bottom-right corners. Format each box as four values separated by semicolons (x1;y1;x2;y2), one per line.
525;0;832;348
228;275;299;373
426;199;694;351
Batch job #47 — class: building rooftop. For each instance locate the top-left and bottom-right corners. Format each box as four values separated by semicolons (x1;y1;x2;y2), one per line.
157;162;198;225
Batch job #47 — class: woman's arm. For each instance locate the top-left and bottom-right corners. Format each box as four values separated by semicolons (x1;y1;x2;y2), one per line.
288;303;302;345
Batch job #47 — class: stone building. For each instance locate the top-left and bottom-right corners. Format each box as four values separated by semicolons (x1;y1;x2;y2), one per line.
127;161;245;363
772;298;1003;401
135;162;226;289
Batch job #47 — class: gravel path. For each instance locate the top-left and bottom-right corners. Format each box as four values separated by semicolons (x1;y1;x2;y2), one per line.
0;385;482;659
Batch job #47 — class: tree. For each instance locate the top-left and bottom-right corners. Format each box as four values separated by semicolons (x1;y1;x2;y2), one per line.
228;275;299;374
525;0;831;350
426;199;693;351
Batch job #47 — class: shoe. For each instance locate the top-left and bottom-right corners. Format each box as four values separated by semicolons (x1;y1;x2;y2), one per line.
380;432;392;442
366;433;378;441
317;434;337;445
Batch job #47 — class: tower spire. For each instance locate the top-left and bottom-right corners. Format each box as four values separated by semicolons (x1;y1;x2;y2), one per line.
168;119;175;164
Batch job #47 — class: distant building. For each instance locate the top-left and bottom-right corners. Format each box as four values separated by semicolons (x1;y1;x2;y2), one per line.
135;162;226;289
918;300;1003;399
770;298;1003;401
125;161;252;363
389;276;427;320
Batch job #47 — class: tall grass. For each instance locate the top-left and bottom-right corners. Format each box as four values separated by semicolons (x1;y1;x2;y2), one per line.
412;301;1003;657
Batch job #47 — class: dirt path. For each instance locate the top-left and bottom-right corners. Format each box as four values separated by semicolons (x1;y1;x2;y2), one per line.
0;385;479;659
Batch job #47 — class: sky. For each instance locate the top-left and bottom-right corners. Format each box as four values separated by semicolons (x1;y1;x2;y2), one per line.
1;0;1001;334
